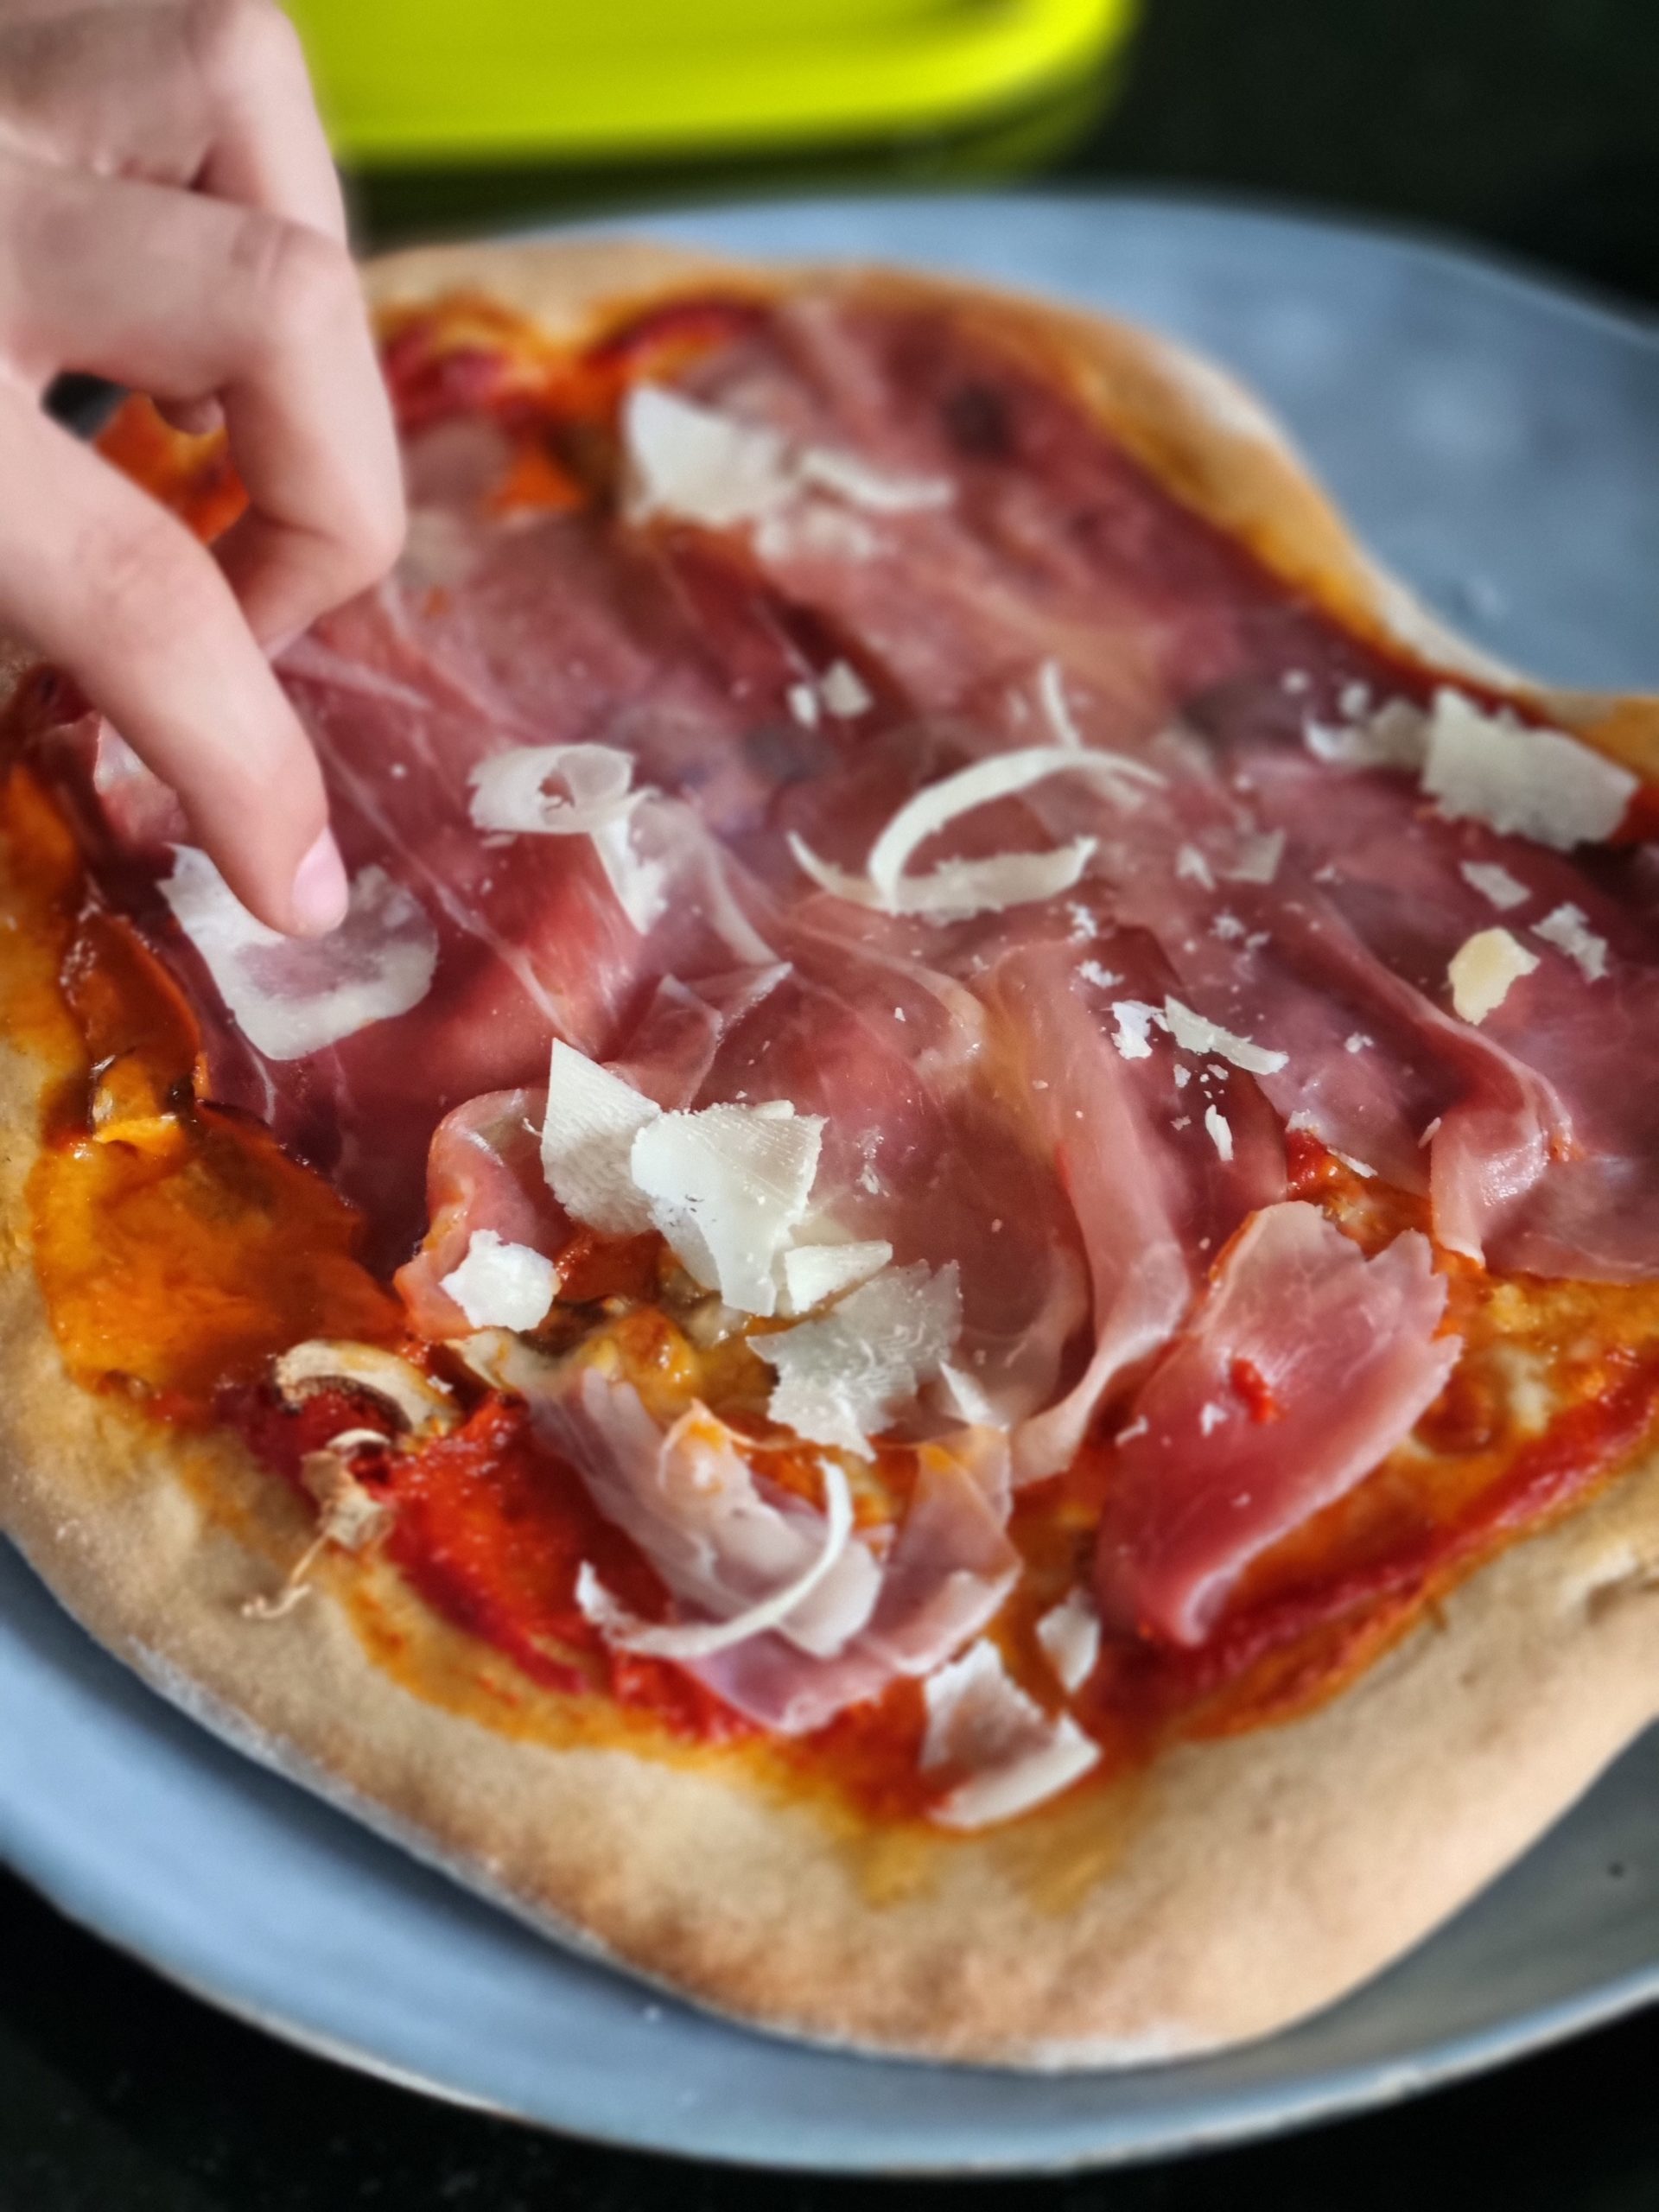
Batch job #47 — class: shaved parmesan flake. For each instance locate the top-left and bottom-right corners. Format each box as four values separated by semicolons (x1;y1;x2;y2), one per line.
921;1640;1098;1830
1333;1148;1377;1179
541;1043;661;1236
622;384;950;538
1109;999;1163;1061
1198;1401;1227;1435
1077;958;1122;990
467;743;637;836
1303;697;1428;772
439;1230;556;1332
162;849;436;1062
1422;688;1636;849
1448;926;1540;1024
1204;1103;1234;1161
1226;828;1285;884
789;743;1158;924
819;659;871;718
785;682;820;728
1035;1589;1101;1693
1534;902;1610;982
779;1238;893;1316
1345;1033;1373;1054
589;811;668;934
1162;996;1287;1075
934;1360;1002;1428
755;1262;960;1459
274;1341;455;1435
574;1460;855;1660
794;444;952;514
623;385;793;527
1460;859;1529;911
1176;842;1216;889
1037;658;1084;749
632;1102;823;1317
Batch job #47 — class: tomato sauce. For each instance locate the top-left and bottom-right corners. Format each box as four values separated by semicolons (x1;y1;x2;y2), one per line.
3;288;1658;1831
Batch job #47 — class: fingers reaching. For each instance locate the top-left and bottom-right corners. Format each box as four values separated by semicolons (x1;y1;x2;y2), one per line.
0;393;348;934
0;0;404;935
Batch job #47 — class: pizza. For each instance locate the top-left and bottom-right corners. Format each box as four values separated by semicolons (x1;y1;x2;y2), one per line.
3;234;1659;2069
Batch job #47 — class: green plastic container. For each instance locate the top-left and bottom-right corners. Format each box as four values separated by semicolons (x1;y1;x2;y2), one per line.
285;0;1136;166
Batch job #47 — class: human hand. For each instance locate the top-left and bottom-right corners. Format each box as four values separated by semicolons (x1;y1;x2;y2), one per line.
0;0;404;933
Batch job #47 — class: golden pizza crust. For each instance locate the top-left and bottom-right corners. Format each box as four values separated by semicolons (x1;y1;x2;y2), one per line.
6;236;1659;2068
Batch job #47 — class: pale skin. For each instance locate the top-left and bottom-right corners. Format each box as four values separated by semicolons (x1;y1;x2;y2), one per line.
0;0;404;935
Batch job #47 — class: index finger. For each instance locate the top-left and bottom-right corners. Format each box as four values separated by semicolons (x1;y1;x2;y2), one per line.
0;390;347;935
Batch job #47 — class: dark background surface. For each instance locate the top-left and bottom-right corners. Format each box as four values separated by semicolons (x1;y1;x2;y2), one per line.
6;0;1659;2204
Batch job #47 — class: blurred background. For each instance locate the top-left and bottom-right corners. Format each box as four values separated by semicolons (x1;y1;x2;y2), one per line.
7;3;1659;2209
283;0;1659;311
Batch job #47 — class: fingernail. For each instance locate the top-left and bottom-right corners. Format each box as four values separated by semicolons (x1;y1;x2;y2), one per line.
289;827;348;936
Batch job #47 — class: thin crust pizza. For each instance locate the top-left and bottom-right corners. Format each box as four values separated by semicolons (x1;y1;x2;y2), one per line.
3;235;1659;2068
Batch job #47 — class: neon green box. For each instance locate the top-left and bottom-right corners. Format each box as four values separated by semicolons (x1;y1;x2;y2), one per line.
286;0;1136;166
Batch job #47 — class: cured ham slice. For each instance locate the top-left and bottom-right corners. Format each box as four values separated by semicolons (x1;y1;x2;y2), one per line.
499;1352;1018;1733
1096;1203;1459;1645
394;1088;565;1338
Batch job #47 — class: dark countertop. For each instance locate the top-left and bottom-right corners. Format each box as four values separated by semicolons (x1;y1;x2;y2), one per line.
5;2;1659;2203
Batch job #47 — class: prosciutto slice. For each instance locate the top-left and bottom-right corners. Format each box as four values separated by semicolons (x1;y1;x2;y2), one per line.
509;1355;1017;1732
1096;1203;1459;1645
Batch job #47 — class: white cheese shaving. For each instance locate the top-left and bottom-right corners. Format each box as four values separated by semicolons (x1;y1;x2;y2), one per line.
438;1229;556;1332
1421;688;1636;849
1077;958;1122;990
1198;1401;1227;1435
794;444;952;514
467;742;636;836
934;1360;1003;1428
1332;1148;1378;1179
1204;1103;1235;1161
622;384;951;533
1162;995;1287;1075
788;743;1160;924
1034;1590;1101;1694
541;1041;662;1236
1226;828;1286;884
1303;697;1428;772
1109;999;1163;1061
273;1341;455;1435
785;681;820;728
921;1640;1098;1831
819;659;871;718
1176;842;1216;888
1459;859;1530;911
465;742;664;933
1448;926;1540;1024
1037;658;1084;749
1345;1033;1373;1053
779;1238;893;1317
631;1102;823;1318
162;849;437;1062
573;1460;854;1659
1533;902;1609;982
754;1262;960;1459
623;385;793;527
